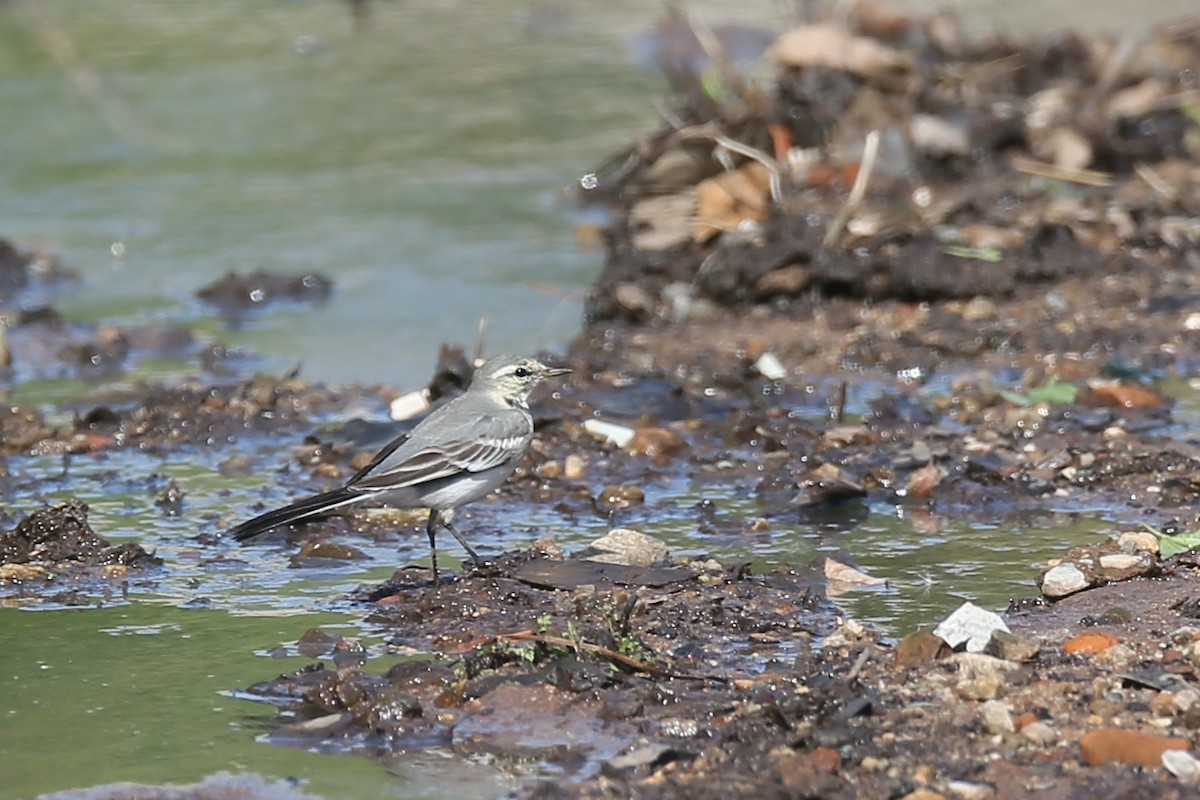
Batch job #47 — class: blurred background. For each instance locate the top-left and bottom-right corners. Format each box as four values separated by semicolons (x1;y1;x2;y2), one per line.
3;0;1194;390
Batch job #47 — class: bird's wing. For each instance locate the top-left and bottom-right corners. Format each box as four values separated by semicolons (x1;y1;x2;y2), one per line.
347;409;532;493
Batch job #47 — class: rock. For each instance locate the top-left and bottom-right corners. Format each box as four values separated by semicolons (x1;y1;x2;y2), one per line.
933;601;1010;653
1062;632;1120;655
894;630;949;668
1162;749;1200;783
951;653;1018;700
946;781;995;800
1098;553;1143;570
1039;563;1089;598
563;454;587;480
1078;728;1190;767
630;426;687;462
899;791;947;800
1117;530;1160;556
1020;721;1058;746
583;528;669;567
985;630;1040;663
980;700;1015;734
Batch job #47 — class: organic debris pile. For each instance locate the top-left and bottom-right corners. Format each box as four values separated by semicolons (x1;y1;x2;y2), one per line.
583;10;1200;325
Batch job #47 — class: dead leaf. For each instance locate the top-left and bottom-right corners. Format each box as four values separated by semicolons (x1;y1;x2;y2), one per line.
1106;77;1167;119
693;162;771;243
1087;379;1164;409
767;24;911;88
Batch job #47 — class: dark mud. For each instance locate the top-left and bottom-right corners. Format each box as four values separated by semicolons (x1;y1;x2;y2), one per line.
5;6;1200;799
0;500;160;602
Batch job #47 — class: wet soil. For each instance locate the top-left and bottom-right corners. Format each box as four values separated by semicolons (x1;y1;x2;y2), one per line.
7;7;1200;799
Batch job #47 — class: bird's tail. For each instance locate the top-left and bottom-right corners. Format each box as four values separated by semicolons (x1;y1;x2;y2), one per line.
227;487;362;543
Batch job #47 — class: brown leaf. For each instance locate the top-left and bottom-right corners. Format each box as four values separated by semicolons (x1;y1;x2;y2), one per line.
1087;379;1164;409
693;162;771;244
767;24;911;87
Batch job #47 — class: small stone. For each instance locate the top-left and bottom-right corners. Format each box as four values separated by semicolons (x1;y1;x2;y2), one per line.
1063;631;1120;655
1175;689;1200;713
933;601;1010;653
630;426;687;462
1162;749;1200;783
563;454;587;480
957;673;1005;701
899;791;946;800
1098;553;1144;571
1040;563;1089;598
984;630;1040;662
980;700;1015;734
1117;530;1160;556
1020;721;1058;746
1078;728;1190;767
894;630;949;668
584;528;668;567
945;780;995;800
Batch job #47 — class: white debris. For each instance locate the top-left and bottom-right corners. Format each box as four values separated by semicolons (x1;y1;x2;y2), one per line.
583;418;636;448
933;601;1011;653
754;351;787;381
389;388;431;421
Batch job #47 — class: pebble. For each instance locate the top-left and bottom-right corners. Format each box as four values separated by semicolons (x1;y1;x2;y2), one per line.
946;780;995;800
980;700;1015;734
984;630;1040;663
1020;720;1058;746
1117;530;1160;555
1040;563;1089;598
1062;632;1120;655
1162;749;1200;783
1098;553;1144;571
563;453;587;480
1078;727;1190;767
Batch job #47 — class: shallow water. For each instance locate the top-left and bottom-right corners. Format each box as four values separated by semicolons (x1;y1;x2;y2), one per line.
3;0;1198;797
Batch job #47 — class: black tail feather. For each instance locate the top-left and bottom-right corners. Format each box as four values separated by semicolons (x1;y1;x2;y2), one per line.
227;487;361;543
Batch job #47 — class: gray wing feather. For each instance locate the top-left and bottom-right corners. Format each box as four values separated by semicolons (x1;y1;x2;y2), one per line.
347;409;531;493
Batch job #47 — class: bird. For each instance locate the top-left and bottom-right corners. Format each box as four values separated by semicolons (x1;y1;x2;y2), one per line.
226;354;570;582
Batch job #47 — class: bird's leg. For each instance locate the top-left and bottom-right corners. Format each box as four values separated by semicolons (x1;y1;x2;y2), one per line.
441;516;484;569
425;509;440;584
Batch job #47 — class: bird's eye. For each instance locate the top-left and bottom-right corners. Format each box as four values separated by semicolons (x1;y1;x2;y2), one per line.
513;367;530;378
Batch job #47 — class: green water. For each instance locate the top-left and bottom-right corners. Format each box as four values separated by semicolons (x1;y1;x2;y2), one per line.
0;604;410;799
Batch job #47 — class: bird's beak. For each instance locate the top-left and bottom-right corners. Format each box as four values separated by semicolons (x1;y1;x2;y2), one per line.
542;366;571;378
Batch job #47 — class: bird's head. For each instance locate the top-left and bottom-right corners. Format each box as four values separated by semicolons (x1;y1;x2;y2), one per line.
472;355;570;407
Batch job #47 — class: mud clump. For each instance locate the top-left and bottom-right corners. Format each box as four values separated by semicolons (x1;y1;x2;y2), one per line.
0;496;160;578
196;269;333;314
246;551;841;781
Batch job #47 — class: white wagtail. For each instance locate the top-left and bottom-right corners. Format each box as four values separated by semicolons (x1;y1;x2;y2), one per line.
227;354;570;582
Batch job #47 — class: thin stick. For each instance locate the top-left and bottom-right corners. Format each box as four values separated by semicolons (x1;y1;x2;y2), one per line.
823;129;881;249
474;316;489;363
